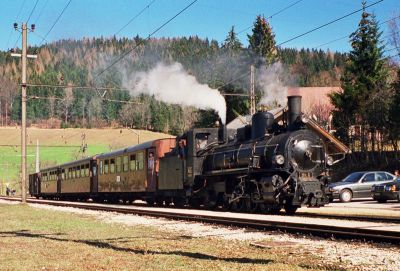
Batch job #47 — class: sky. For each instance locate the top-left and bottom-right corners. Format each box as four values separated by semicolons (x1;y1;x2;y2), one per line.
0;0;398;54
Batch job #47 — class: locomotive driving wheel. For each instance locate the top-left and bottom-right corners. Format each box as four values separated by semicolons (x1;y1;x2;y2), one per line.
244;192;262;213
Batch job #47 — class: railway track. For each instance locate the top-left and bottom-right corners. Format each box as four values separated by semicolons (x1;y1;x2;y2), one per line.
2;196;400;244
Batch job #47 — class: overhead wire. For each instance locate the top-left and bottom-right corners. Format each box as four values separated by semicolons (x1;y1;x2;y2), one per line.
6;0;27;49
114;0;157;36
94;0;198;81
237;0;304;35
26;0;40;23
315;15;400;49
90;0;158;95
27;95;142;105
38;0;72;46
277;0;384;47
12;0;40;49
33;0;49;25
25;84;142;104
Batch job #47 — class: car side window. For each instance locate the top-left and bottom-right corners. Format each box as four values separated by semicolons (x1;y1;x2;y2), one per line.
386;173;397;180
376;172;387;181
363;173;375;182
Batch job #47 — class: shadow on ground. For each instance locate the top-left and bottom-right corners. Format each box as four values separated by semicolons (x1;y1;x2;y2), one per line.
0;230;273;264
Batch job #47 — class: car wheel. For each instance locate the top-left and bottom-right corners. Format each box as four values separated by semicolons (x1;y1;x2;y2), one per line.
339;189;352;202
377;199;387;203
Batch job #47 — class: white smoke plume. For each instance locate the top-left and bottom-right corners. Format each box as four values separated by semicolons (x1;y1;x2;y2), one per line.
257;62;290;108
123;62;227;124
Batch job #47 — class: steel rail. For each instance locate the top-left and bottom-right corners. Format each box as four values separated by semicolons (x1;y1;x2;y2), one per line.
1;197;399;244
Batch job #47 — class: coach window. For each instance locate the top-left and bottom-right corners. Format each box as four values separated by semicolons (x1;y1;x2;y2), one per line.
76;166;79;178
123;155;129;172
116;156;122;173
80;165;84;177
100;160;103;175
85;164;89;176
61;169;65;180
137;152;144;171
130;154;136;171
110;159;115;174
104;160;109;174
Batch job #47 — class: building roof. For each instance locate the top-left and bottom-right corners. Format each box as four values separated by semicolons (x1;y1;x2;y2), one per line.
287;87;342;113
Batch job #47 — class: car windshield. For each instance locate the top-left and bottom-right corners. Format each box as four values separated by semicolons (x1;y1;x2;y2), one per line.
342;172;364;183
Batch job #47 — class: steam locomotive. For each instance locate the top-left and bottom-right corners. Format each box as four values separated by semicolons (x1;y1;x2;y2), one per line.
29;95;342;214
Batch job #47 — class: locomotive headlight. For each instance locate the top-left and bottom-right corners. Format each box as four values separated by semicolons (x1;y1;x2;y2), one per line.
326;155;334;166
274;155;285;165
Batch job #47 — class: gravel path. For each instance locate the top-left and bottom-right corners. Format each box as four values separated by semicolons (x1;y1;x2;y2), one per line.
1;200;397;271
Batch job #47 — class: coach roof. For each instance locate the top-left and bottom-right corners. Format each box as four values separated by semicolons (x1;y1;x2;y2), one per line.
96;140;156;159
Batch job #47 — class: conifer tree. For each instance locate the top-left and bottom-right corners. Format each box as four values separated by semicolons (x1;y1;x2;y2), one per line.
248;15;278;65
222;26;242;55
329;1;388;151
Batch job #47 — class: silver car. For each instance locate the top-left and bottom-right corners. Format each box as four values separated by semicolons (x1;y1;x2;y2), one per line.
328;171;396;202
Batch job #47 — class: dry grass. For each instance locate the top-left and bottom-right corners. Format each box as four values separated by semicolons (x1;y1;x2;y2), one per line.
0;127;172;146
0;203;346;271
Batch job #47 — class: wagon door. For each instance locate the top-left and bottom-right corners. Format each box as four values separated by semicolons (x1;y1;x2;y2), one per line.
147;148;157;191
57;169;62;194
90;160;98;193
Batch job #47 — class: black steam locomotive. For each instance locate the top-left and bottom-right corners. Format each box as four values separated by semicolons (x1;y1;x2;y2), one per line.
160;95;333;214
30;95;341;215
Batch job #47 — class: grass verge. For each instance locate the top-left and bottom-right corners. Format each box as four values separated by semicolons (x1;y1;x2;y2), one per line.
0;203;346;271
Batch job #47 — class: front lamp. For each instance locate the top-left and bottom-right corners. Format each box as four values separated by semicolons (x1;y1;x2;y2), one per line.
274;154;285;165
326;156;334;166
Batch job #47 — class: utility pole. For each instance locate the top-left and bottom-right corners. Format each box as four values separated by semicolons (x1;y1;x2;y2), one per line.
11;22;37;203
35;139;40;173
249;65;256;115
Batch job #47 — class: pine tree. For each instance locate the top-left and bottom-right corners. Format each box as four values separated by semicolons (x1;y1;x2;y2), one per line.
329;1;388;152
222;26;242;55
248;15;278;65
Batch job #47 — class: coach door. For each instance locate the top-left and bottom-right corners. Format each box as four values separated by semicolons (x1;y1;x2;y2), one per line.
90;160;98;193
147;148;156;191
57;169;62;194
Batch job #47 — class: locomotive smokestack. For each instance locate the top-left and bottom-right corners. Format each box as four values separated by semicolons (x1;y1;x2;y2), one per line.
218;118;227;144
287;95;302;128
